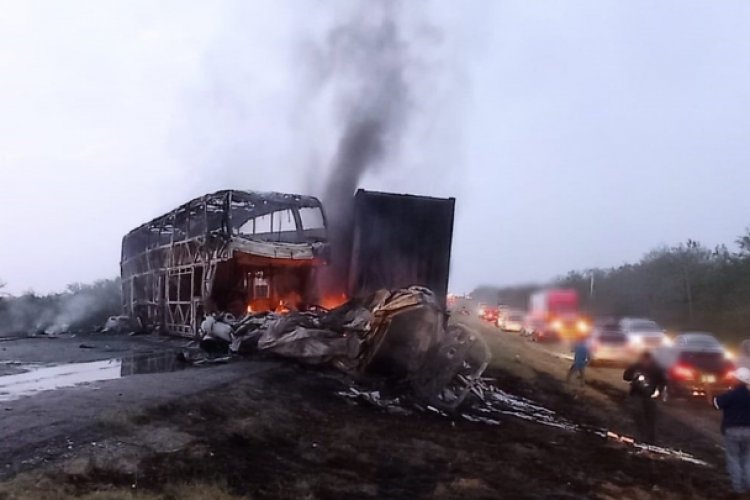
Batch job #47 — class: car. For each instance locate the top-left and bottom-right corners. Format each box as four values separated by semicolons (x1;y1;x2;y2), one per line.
480;305;500;325
500;311;525;332
654;332;735;401
589;319;631;366
620;318;670;352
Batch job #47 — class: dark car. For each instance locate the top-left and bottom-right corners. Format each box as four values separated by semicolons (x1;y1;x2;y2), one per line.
655;332;735;401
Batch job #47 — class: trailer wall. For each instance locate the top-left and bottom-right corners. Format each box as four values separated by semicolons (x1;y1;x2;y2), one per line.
348;190;455;306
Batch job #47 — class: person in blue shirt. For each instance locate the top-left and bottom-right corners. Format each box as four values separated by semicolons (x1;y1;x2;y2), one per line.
566;337;590;386
714;366;750;494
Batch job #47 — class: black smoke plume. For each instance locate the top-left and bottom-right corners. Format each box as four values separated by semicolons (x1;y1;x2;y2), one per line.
318;1;413;292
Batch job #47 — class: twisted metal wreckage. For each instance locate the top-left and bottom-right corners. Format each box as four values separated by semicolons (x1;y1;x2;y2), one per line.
121;190;490;410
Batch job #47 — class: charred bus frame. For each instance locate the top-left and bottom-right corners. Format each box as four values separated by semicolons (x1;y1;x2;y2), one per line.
121;190;328;337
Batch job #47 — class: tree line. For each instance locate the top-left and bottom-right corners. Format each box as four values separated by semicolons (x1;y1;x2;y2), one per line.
473;230;750;343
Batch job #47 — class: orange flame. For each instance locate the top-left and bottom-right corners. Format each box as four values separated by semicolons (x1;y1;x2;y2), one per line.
320;293;348;310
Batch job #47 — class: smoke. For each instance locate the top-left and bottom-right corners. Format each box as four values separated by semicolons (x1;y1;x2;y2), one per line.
171;0;462;293
0;279;122;335
177;0;459;212
320;2;410;228
311;1;421;289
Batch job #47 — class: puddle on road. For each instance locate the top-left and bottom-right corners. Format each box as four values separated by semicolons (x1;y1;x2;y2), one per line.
0;351;186;402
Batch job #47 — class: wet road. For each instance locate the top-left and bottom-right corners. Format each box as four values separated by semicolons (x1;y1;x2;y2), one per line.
0;333;280;478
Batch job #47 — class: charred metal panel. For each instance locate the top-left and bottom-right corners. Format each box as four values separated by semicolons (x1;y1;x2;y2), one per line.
121;190;328;337
347;190;455;306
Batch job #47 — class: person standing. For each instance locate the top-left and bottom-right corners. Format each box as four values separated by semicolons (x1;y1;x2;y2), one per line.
567;337;590;386
714;367;750;495
623;351;666;444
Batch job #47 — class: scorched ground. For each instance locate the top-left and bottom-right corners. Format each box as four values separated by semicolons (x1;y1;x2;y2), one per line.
0;315;732;499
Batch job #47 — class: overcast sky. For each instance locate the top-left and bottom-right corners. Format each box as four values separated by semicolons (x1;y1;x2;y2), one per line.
1;1;749;295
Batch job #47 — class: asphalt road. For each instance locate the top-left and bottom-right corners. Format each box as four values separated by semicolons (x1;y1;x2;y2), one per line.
0;332;280;479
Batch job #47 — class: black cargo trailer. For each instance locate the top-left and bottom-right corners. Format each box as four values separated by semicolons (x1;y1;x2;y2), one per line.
347;189;456;305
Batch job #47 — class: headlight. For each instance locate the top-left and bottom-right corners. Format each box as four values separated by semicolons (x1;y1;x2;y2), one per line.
725;349;735;360
662;337;673;347
629;336;644;346
576;320;591;334
551;319;563;331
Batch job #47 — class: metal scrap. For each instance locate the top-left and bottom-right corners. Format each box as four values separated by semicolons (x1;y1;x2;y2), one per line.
199;286;491;411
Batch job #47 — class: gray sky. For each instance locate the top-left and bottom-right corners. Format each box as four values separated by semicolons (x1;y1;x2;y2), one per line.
1;1;749;295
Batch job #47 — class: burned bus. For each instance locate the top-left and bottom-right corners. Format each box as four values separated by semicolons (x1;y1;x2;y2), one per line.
120;190;328;337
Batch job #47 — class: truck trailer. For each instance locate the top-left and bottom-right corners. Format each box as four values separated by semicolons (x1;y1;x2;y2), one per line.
347;189;456;306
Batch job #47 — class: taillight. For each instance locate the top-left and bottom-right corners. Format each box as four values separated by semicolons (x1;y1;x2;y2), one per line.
725;370;736;381
672;364;695;380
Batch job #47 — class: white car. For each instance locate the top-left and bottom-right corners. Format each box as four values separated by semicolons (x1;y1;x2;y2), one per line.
588;319;632;365
620;318;670;352
500;312;525;333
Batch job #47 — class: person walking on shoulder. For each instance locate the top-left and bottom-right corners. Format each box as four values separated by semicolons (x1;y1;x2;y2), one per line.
714;367;750;495
623;351;666;444
567;337;590;387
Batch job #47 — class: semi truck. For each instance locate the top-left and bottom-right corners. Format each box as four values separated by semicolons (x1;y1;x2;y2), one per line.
525;288;591;342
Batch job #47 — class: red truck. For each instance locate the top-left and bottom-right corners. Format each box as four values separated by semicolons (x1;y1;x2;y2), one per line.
525;289;591;342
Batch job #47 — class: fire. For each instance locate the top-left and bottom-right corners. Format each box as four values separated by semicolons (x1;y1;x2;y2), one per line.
244;292;343;315
320;293;348;310
275;300;291;314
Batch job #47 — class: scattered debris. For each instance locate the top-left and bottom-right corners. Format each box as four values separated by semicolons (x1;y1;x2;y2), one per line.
102;316;140;334
199;286;490;411
337;387;413;416
594;430;711;467
337;375;709;467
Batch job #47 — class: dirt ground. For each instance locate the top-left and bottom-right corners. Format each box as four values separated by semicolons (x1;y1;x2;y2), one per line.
0;319;737;499
472;316;725;455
